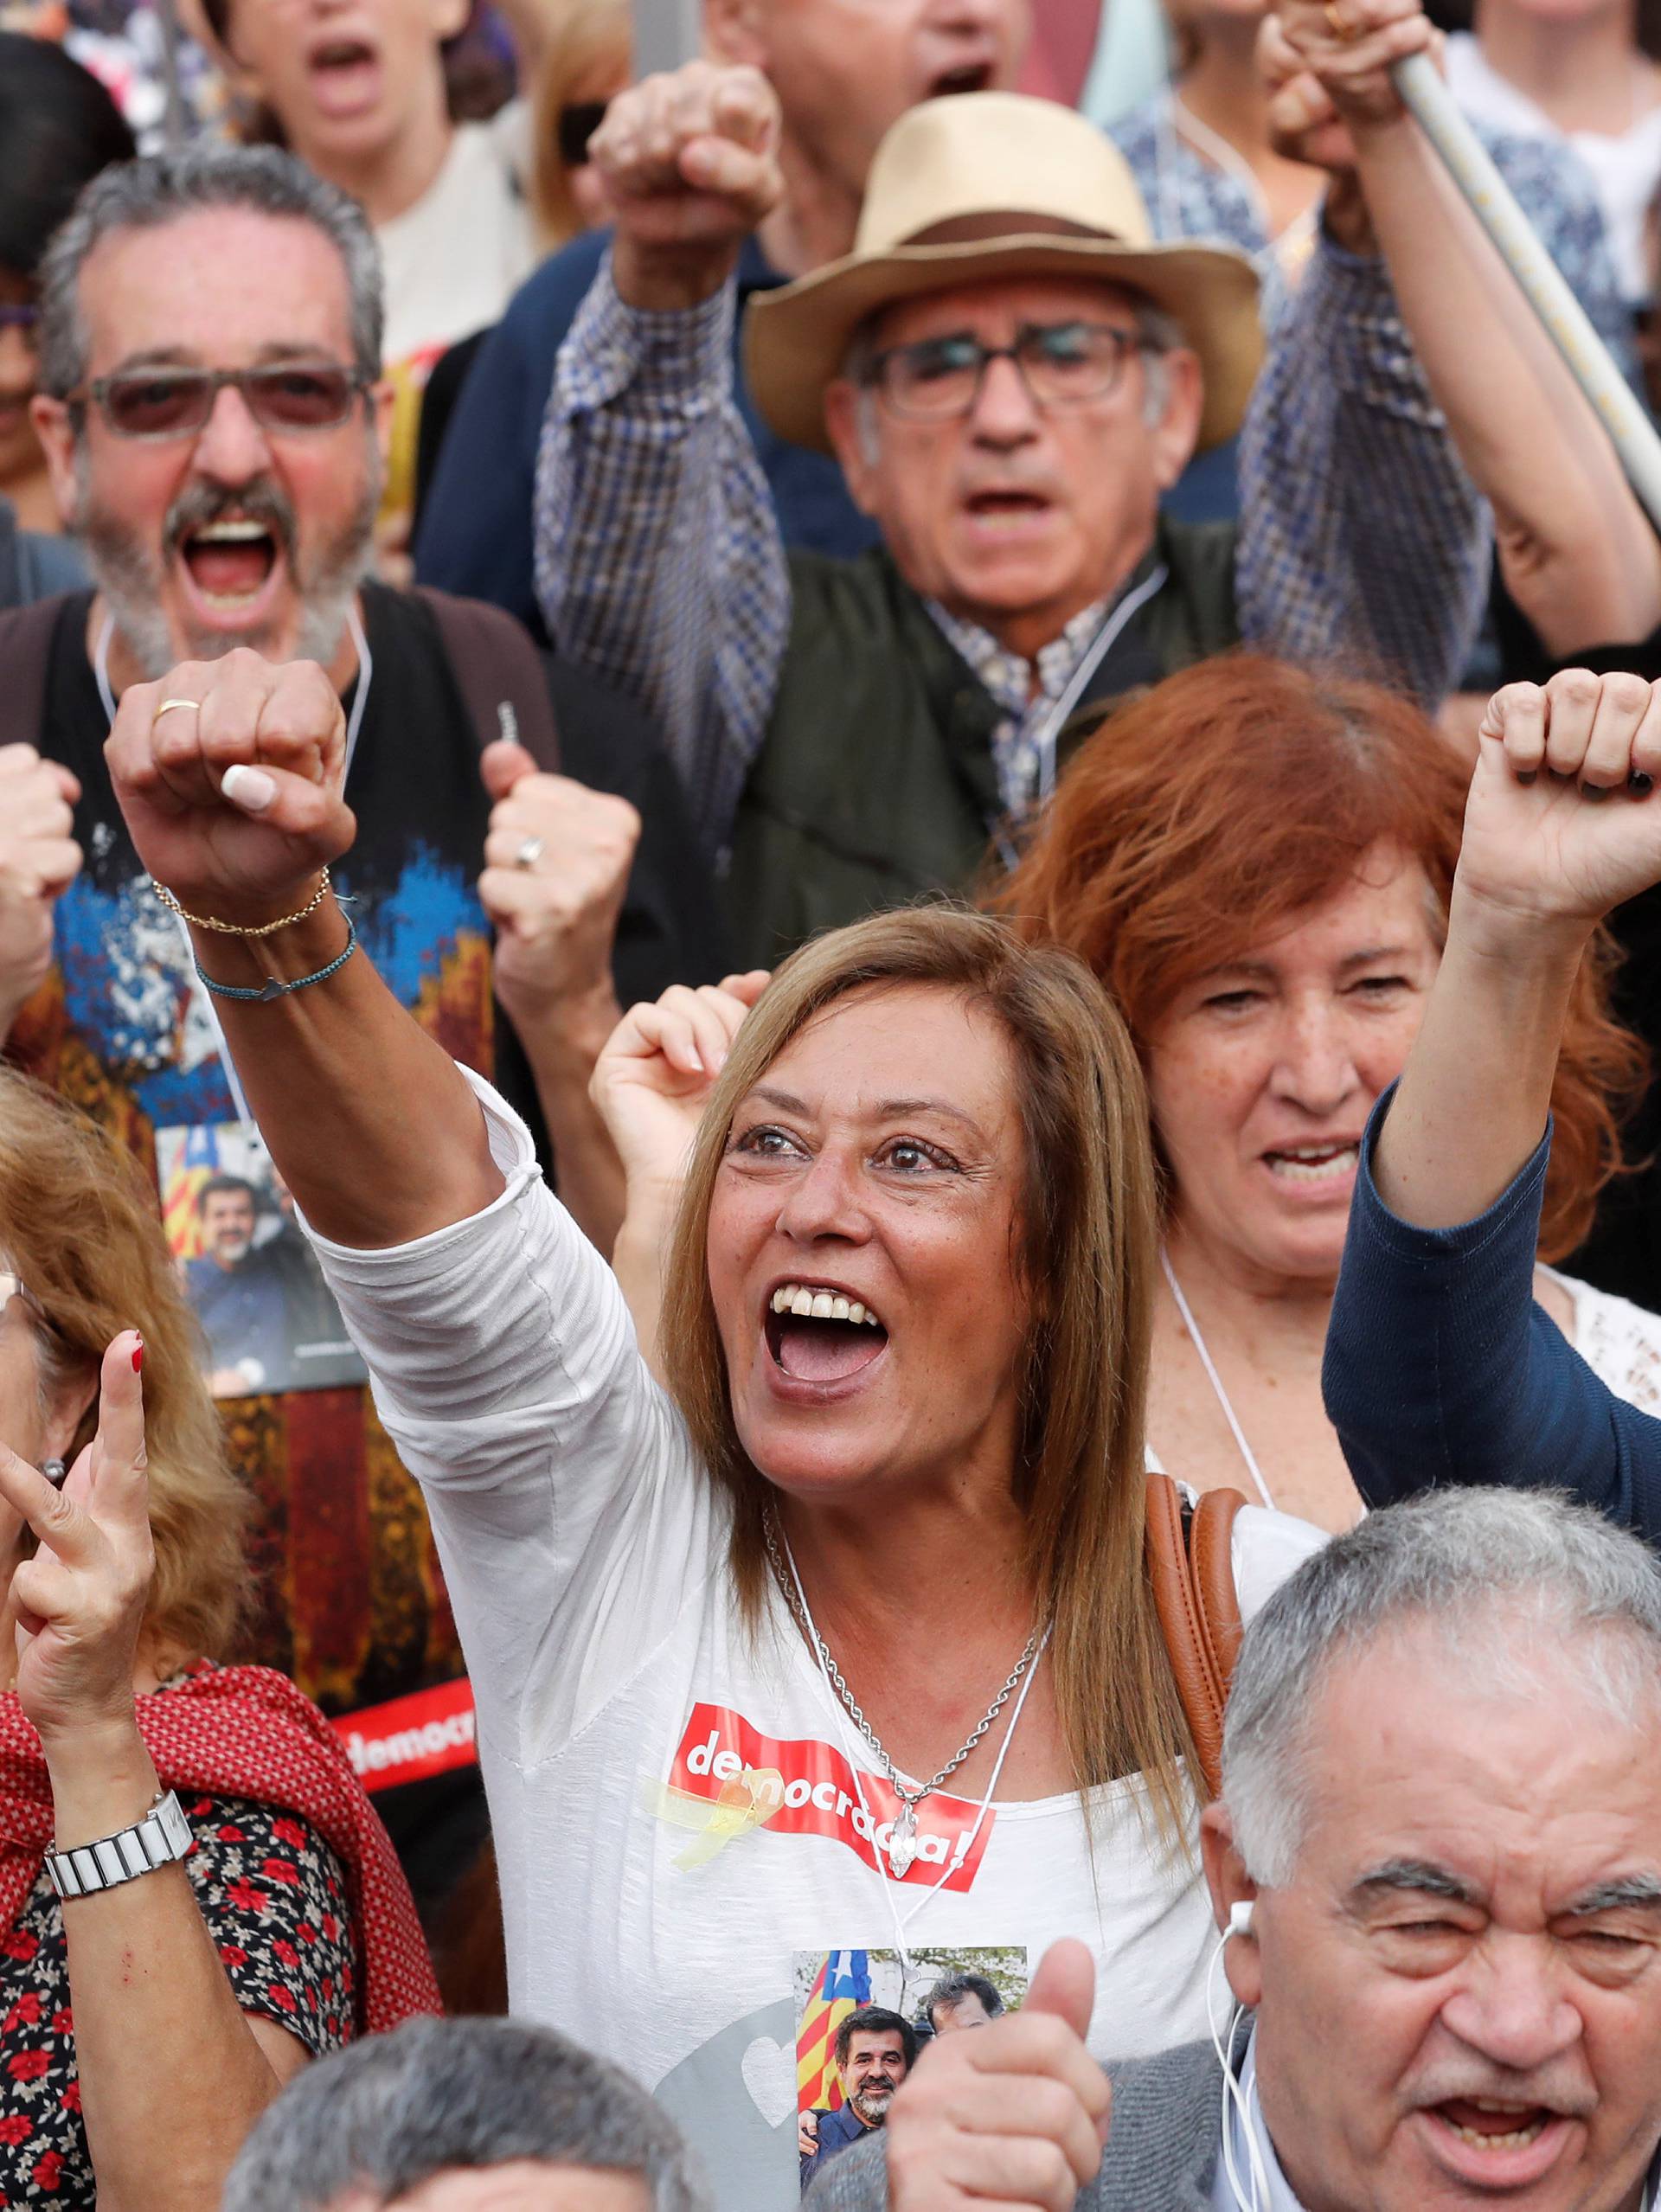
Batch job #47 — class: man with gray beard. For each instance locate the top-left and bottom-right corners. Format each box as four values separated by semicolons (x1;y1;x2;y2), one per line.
0;144;725;1952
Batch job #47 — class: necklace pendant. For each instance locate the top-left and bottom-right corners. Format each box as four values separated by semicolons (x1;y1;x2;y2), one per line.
887;1800;919;1878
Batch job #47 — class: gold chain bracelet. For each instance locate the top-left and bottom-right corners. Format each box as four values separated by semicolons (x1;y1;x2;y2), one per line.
151;867;332;939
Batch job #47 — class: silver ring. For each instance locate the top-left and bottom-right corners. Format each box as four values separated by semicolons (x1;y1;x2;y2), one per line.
514;835;546;871
156;696;202;719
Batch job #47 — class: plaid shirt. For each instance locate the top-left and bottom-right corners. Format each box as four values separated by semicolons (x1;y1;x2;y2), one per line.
1111;91;1638;377
535;242;1491;857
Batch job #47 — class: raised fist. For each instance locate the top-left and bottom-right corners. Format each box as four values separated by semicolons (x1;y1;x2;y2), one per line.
104;649;355;926
595;61;785;311
1262;0;1438;143
1456;668;1661;935
0;744;81;1036
478;740;640;1031
592;971;771;1197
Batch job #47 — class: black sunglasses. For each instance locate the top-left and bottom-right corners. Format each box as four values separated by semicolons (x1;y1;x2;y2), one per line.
558;99;609;168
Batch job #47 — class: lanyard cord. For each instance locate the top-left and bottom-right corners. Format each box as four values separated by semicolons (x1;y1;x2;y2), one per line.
994;562;1169;870
1158;1246;1277;1512
93;603;372;1124
774;1520;1049;1963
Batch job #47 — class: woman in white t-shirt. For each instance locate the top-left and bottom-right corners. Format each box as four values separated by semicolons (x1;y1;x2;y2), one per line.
99;663;1323;2209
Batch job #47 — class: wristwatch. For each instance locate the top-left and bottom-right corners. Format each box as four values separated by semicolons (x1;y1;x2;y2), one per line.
46;1789;193;1899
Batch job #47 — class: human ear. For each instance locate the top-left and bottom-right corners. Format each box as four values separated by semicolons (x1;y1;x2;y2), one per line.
824;380;882;516
1202;1801;1264;2010
29;398;81;534
1147;346;1203;492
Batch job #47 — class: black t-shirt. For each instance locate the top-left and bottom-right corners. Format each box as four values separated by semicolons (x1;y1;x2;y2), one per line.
12;584;728;1904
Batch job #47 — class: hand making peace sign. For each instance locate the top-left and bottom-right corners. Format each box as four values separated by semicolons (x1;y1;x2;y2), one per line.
0;1332;153;1752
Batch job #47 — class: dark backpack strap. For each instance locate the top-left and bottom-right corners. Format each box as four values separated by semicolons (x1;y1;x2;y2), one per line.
416;586;561;771
1144;1471;1247;1801
0;596;69;753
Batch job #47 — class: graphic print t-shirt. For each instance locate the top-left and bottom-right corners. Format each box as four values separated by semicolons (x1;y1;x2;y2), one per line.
10;585;511;1718
312;1068;1329;2210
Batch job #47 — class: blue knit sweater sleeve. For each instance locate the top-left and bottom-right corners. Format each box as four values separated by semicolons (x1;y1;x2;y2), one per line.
1323;1084;1661;1544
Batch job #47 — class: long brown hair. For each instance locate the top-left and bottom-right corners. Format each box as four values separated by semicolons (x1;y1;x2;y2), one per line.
995;656;1645;1260
0;1068;248;1660
659;906;1196;1839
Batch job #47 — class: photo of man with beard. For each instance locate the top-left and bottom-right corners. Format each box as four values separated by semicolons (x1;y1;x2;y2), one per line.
186;1172;297;1395
798;2008;915;2191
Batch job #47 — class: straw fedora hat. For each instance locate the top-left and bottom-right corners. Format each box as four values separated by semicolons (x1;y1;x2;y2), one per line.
746;92;1262;457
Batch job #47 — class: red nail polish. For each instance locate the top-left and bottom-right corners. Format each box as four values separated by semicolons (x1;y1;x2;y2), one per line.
131;1336;144;1374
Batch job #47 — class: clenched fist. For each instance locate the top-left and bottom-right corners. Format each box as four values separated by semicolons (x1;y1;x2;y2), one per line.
0;744;81;1037
478;739;640;1036
105;649;356;926
595;60;785;311
1454;668;1661;938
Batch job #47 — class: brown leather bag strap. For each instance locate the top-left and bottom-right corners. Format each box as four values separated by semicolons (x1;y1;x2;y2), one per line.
416;585;561;771
1143;1471;1246;1801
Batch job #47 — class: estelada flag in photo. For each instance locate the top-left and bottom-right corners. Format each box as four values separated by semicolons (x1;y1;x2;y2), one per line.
798;1948;871;2113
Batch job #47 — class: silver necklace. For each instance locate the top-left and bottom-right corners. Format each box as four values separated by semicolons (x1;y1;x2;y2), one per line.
763;1504;1041;1878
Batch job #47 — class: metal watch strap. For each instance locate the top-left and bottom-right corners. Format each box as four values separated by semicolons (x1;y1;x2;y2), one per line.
46;1788;192;1900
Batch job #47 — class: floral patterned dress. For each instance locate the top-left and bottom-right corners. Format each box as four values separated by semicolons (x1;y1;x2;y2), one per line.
0;1788;356;2209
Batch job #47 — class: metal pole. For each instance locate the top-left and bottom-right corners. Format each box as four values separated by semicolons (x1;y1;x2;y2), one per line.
1391;49;1661;531
631;0;702;74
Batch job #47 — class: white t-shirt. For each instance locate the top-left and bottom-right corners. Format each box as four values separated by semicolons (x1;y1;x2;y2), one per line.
312;1071;1325;2209
375;104;539;368
1445;32;1661;300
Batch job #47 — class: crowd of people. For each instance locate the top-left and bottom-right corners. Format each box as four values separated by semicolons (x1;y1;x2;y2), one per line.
8;0;1661;2206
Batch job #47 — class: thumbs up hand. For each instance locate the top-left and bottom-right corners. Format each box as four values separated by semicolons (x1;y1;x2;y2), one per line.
882;1940;1112;2211
478;739;641;1035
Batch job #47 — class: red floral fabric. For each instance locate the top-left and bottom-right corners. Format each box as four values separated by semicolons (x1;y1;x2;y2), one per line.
0;1663;440;2031
1;1787;356;2209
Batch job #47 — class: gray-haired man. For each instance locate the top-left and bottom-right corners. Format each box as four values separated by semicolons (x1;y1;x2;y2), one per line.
807;1488;1661;2211
221;2016;709;2211
0;143;725;1940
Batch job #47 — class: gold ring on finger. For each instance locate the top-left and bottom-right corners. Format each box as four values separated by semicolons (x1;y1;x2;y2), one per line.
155;696;202;720
1324;3;1359;36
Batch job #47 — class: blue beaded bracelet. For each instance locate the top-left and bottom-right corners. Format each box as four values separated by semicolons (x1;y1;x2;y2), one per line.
194;914;358;1003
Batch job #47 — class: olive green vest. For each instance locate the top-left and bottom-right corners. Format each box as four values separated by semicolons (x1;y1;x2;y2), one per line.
721;519;1239;967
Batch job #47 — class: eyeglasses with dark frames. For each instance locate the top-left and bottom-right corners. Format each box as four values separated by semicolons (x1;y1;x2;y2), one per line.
863;320;1158;421
65;360;373;442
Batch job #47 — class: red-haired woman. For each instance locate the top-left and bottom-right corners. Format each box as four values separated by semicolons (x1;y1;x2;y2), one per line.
995;652;1648;1530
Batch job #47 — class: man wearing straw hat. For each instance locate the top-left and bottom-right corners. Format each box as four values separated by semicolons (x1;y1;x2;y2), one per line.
536;74;1491;964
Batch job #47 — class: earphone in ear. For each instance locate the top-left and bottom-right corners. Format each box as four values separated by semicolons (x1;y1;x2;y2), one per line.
1227;1901;1255;1940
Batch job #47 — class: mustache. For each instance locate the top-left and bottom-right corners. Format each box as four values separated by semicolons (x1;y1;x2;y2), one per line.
164;477;296;565
1408;2067;1597;2123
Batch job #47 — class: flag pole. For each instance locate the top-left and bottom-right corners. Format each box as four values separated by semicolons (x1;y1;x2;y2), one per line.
1389;50;1661;530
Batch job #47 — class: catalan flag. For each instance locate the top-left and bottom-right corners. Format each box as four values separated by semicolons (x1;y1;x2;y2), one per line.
797;1949;871;2114
162;1125;222;1260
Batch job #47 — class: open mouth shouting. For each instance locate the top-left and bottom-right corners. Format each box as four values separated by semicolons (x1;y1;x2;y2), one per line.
305;34;384;121
928;58;997;96
764;1281;889;1390
1418;2098;1576;2188
179;517;279;610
